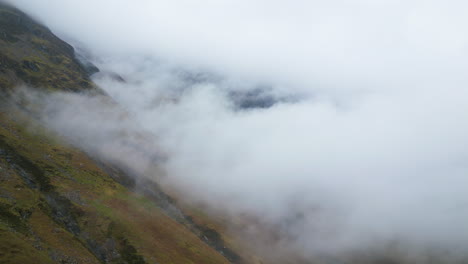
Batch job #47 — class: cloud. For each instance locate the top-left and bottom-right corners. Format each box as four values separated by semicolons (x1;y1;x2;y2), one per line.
8;0;468;262
11;0;468;94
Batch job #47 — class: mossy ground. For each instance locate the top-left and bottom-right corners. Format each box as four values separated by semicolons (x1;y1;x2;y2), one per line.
0;3;97;92
0;108;232;264
0;4;248;264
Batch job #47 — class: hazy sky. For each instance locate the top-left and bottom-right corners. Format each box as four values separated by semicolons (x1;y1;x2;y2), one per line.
9;0;468;261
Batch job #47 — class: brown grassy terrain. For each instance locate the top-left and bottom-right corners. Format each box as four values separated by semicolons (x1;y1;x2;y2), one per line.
0;106;235;264
0;4;244;263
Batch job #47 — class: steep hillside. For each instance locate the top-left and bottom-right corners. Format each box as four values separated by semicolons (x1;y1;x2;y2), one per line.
0;4;249;264
0;3;97;92
0;109;235;264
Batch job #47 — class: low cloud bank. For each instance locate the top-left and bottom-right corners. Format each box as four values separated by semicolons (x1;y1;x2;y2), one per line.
20;58;468;261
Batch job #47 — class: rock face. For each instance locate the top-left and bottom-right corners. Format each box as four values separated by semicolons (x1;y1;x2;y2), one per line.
0;3;98;92
0;4;245;264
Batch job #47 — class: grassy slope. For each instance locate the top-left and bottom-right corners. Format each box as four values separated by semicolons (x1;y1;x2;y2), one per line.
0;107;232;264
0;3;238;263
0;3;97;92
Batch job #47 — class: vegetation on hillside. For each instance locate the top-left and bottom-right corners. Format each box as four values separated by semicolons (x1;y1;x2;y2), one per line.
0;3;249;263
0;3;98;92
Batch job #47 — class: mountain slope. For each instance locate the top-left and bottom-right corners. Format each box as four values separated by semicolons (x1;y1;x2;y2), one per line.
0;4;247;264
0;3;97;92
0;109;235;264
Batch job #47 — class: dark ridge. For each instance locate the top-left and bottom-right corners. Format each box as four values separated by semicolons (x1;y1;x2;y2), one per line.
228;86;300;110
229;88;278;109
